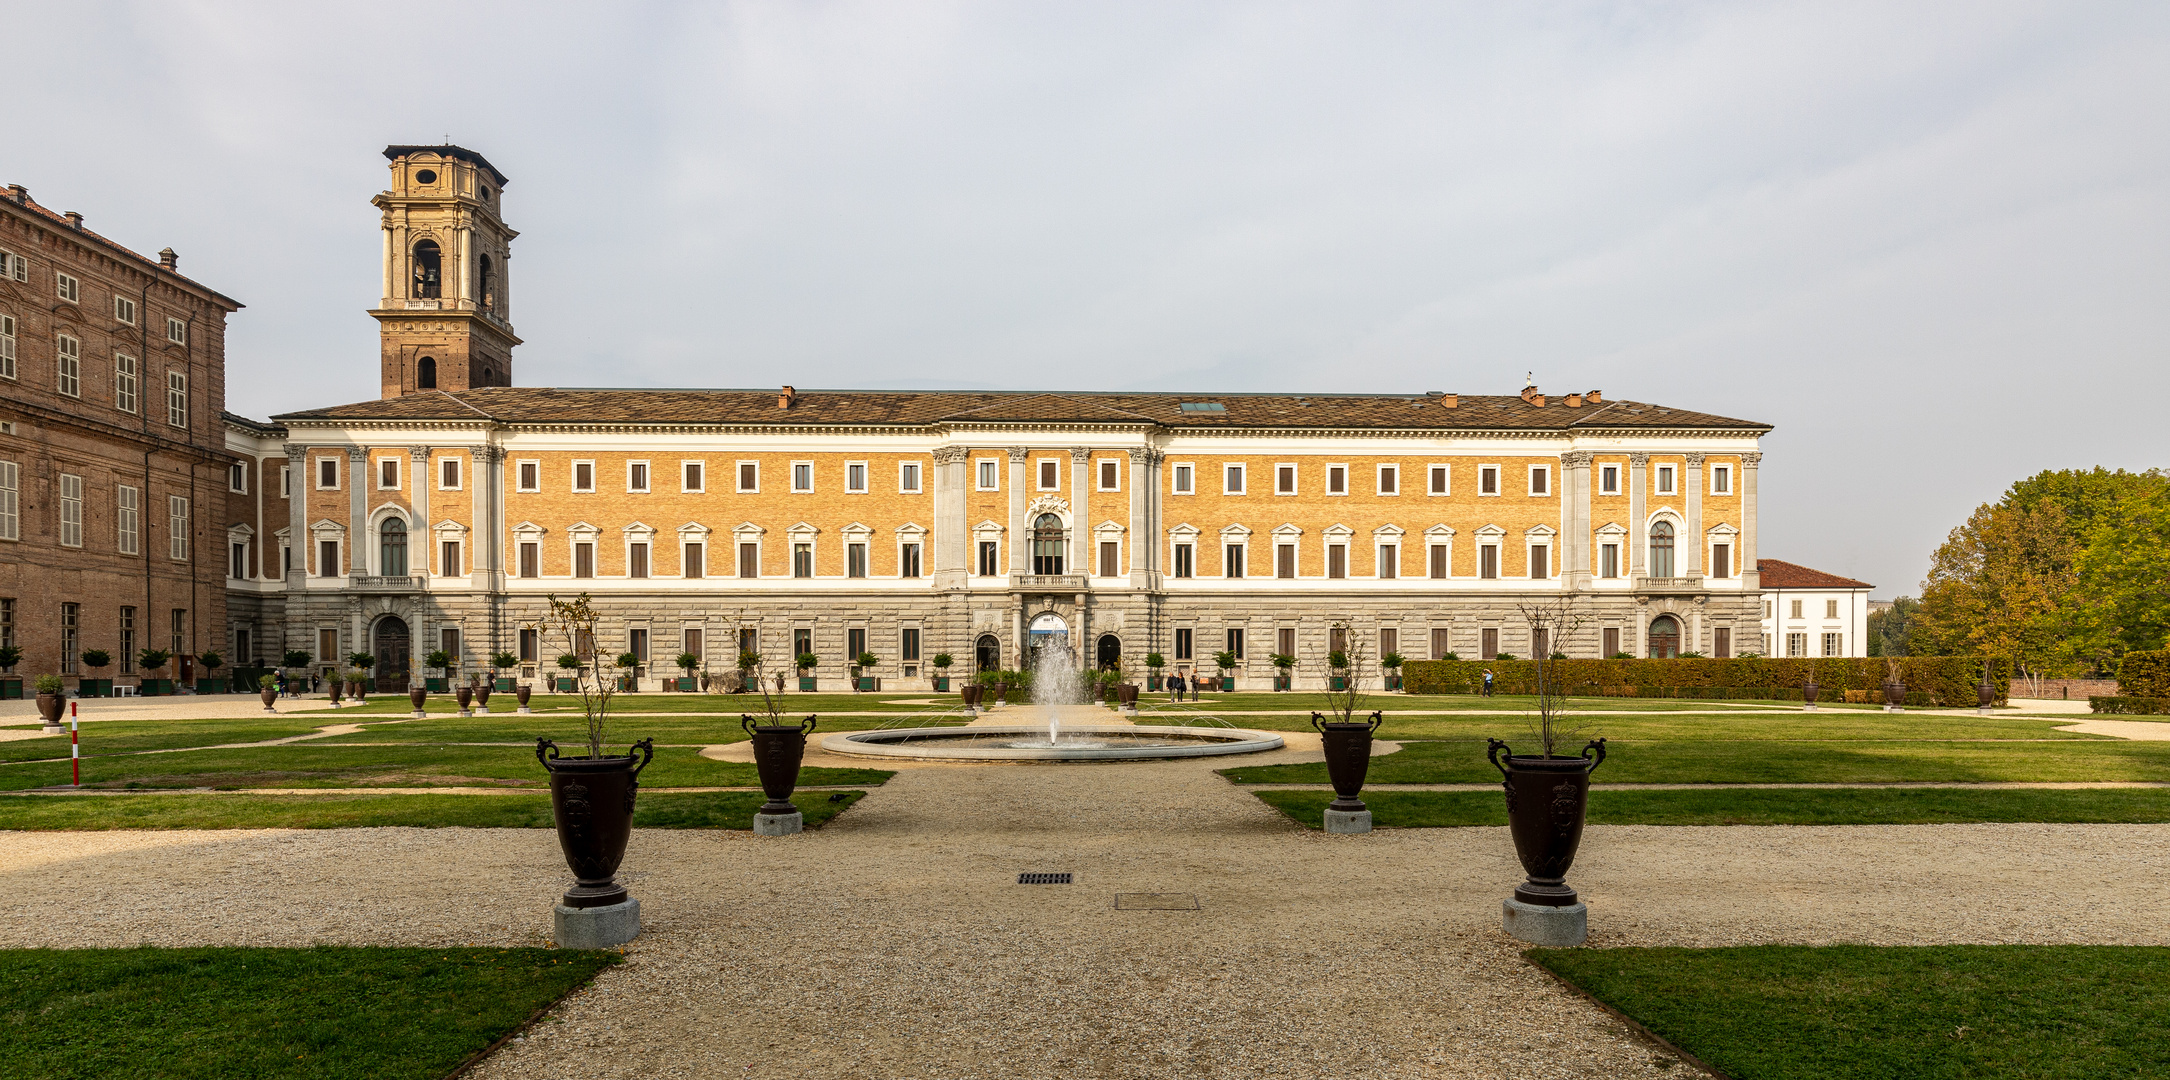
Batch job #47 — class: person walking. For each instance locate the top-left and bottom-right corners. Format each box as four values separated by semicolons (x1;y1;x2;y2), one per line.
1483;668;1495;697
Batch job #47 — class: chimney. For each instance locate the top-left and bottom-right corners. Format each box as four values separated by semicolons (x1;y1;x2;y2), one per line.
158;247;178;270
1440;393;1457;408
5;185;24;204
62;211;83;230
777;385;796;409
1586;390;1603;404
1520;385;1545;407
1565;393;1583;408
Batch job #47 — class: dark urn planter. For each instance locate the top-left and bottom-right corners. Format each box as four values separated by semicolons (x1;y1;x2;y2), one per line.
475;682;492;709
409;686;428;716
1977;678;1995;710
1884;678;1905;709
456;686;474;715
36;691;64;731
1385;674;1403;691
348;678;366;703
994;682;1010;706
1803;679;1819;709
516;684;533;710
743;714;819;822
1146;673;1162;692
328;680;344;706
1313;711;1383;816
1486;738;1608;907
259;686;278;711
536;737;655;909
960;684;983;710
1273;675;1291;691
1117;683;1140;709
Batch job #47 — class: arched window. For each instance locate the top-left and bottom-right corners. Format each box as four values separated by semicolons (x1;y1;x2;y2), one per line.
975;634;1001;673
1031;513;1066;575
412;240;442;299
416;356;437;389
379;518;407;577
1648;614;1681;659
1649;520;1675;577
478;254;495;313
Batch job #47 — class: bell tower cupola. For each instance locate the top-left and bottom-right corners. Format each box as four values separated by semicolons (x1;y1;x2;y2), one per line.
371;144;522;398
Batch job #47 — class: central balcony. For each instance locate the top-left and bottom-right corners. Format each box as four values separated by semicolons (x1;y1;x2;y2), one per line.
1634;575;1704;593
1012;573;1087;592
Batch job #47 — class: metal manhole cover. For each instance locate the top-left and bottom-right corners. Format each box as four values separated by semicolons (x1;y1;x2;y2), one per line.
1018;872;1073;885
1114;892;1199;910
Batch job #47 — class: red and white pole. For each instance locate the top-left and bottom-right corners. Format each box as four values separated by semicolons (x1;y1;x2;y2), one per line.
70;703;80;787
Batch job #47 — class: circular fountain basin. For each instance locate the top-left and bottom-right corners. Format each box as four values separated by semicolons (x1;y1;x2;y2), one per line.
822;725;1285;762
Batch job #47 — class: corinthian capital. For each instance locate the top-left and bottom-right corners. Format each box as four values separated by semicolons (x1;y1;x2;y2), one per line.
1683;452;1706;467
1559;451;1593;469
1070;447;1091;463
1741;452;1763;467
931;446;970;466
1006;446;1030;463
1142;448;1165;467
1628;452;1651;466
409;445;433;462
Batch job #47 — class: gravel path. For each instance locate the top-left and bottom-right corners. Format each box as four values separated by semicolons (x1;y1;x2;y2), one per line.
6;751;2167;1079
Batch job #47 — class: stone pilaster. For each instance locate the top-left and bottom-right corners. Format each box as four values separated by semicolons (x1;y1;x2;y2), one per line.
1006;447;1029;574
1560;451;1592;589
1683;452;1705;579
346;447;367;577
1740;451;1762;592
1627;452;1649;578
408;446;432;551
931;447;969;586
1071;448;1091;576
285;445;308;588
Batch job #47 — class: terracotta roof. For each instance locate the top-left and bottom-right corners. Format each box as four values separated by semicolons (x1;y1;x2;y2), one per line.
0;190;242;309
1757;559;1872;590
272;387;1771;431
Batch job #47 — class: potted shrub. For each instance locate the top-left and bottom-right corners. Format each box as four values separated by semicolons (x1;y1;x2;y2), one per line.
1327;649;1351;692
258;672;279;713
795;653;818;692
931;653;953;692
1270;652;1295;691
617;652;641;693
556;653;582;694
35;674;65;732
196;650;225;694
990;668;1012;706
854;652;879;692
670;652;698;692
1311;628;1381;833
79;649;114;698
1212;650;1237;691
282;650;312;697
491;651;518;692
425;649;453;693
347;652;378;694
1;645;27;699
1144;652;1165;692
533;593;654;938
1488;599;1606;943
136;649;173;696
1381;652;1405;692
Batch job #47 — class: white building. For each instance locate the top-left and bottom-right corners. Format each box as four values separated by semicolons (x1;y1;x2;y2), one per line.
1757;559;1872;658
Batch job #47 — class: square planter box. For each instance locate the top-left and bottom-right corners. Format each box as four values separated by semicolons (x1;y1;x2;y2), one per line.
855;677;879;692
139;679;174;696
1219;676;1235;691
425;678;449;693
1273;676;1291;691
554;678;577;693
798;676;816;691
78;679;112;698
932;676;949;692
196;677;226;694
0;678;21;699
677;677;697;692
1329;677;1349;691
1384;675;1403;691
495;677;515;692
617;677;636;692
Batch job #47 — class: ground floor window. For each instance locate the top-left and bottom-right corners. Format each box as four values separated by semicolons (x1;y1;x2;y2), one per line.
1822;632;1843;657
1174;628;1193;662
1714;627;1732;658
1431;627;1451;660
1480;627;1499;660
1224;628;1245;660
1602;627;1621;657
1786;632;1807;658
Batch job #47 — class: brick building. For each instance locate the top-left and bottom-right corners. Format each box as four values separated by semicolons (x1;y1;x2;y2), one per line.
0;184;241;689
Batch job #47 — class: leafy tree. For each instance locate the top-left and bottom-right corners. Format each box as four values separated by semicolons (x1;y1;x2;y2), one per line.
1868;597;1920;657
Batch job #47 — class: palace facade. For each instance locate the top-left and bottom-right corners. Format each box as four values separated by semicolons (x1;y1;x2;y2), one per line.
219;144;1773;692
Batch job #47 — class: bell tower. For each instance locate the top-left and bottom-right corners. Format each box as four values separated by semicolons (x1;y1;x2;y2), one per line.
371;144;521;398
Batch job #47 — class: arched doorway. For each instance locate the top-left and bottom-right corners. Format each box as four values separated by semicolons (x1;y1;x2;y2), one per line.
373;616;412;692
1027;612;1069;668
1031;514;1066;575
1096;634;1121;671
1648;615;1681;659
1649;520;1675;577
975;634;1001;673
379;518;407;577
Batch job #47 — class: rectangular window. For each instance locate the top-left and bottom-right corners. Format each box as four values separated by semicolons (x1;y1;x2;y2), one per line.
1327;544;1347;579
318;539;340;576
114;353;137;413
628;628;649;665
1098;541;1118;577
230;541;247;579
1099;459;1118;491
0;599;13;649
437;457;460;489
1786;632;1808;658
1225;627;1246;660
0;314;14;379
56;272;78;303
1790;599;1803;619
792;462;813;492
901;627;921;663
1223;464;1245;494
976;460;998;490
1324;465;1344;495
791;627;811;663
1175;628;1194;661
1603;627;1621;657
1601;543;1619;579
434;539;458;575
56;334;80;397
1657;465;1676;495
1478;465;1498;495
1376;627;1397;660
1223;542;1245;578
899;462;921;493
379;458;400;490
683;629;705;664
519;542;540;578
1822;632;1843;657
900;543;922;578
625;542;646;578
0;460;18;540
977;541;998;576
572;461;594;492
1528;544;1547;579
167;317;186;345
1481;627;1499;660
847;543;868;578
1826;599;1840;619
1712;465;1731;495
1529;466;1548;496
60;603;79;674
1428;544;1448;579
1715;627;1732;658
1431;627;1452;661
1172;464;1193;494
1039;459;1060;490
280;465;290;498
1277;626;1296;658
739;542;759;578
1279;465;1299;495
119;607;136;673
1530;627;1549;660
1479;544;1499;579
58;473;82;547
318;457;339;489
1173;543;1194;578
1377;544;1397;579
848;628;867;661
682;542;703;578
1601;464;1619;494
792;543;813;578
1712;543;1731;579
519;628;539;662
516;461;538;491
1276;543;1296;579
627;461;649;493
1428;465;1448;495
1378;465;1398;495
114;295;136;325
573;542;594;578
166;371;187;427
116;485;138;554
228;463;247;493
169;611;187;666
846;462;867;492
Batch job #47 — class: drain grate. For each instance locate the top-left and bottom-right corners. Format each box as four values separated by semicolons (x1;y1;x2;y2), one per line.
1018;872;1073;885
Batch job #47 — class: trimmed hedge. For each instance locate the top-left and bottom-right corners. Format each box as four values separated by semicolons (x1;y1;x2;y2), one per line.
2088;696;2170;715
1403;656;2008;707
2116;651;2170;699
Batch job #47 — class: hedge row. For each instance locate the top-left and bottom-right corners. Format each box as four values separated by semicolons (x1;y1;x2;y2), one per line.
2088;696;2170;715
1402;656;2008;707
2117;651;2170;698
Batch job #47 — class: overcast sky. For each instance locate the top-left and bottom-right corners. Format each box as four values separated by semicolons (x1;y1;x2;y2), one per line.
10;1;2167;597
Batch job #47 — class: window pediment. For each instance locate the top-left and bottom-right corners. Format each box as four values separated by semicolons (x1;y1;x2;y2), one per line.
1323;523;1355;538
1373;523;1405;537
734;521;768;538
1220;523;1252;537
894;522;927;538
566;521;600;540
621;521;655;538
1424;523;1456;538
842;522;874;539
677;522;712;538
1525;524;1557;538
1475;523;1506;538
1271;522;1305;537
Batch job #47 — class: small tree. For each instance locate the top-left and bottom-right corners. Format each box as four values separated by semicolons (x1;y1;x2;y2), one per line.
856;651;879;671
197;650;223;674
932;652;953;671
1321;622;1372;723
137;649;171;679
0;645;22;673
492;651;518;671
1381;652;1404;688
538;593;621;758
1212;650;1237;686
347;652;376;672
795;652;817;672
82;650;114;677
1145;652;1165;671
425;649;453;681
282;649;311;673
676;652;701;680
1518;597;1591;757
617;652;641;688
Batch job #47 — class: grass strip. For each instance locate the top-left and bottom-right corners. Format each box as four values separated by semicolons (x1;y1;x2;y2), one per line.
0;744;893;792
0;945;617;1080
0;718;341;763
0;790;864;830
1254;786;2170;828
1527;944;2170;1080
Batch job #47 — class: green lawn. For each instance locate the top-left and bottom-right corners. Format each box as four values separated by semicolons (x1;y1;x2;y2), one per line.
1529;945;2170;1080
0;718;340;762
0;744;893;792
1255;787;2170;828
0;945;616;1080
0;789;864;830
326;691;951;715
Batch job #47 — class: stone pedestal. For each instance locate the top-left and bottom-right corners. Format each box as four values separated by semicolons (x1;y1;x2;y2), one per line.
1977;706;1993;715
518;706;533;714
1884;705;1902;713
1323;808;1372;834
1502;898;1587;946
555;898;639;949
754;810;803;836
